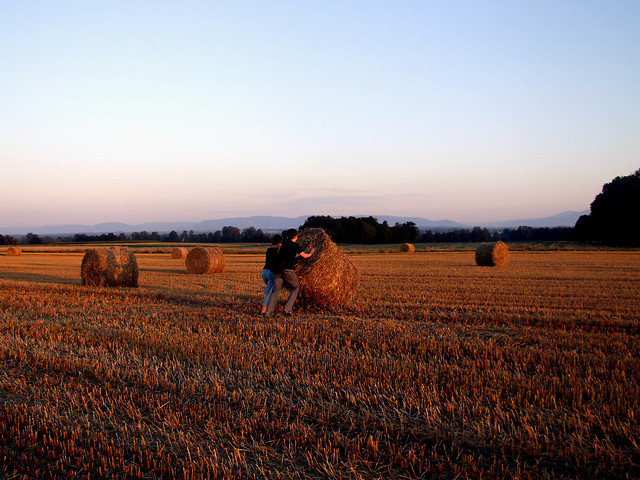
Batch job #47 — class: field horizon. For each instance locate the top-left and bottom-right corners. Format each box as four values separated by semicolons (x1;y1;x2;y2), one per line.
0;210;589;236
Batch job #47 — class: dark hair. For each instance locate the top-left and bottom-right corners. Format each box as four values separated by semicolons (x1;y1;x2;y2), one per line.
271;234;282;245
287;228;298;239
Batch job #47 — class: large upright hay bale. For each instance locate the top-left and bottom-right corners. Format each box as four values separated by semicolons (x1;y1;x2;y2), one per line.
475;241;510;267
186;246;225;274
81;247;139;287
171;247;188;259
295;228;359;308
5;247;21;256
400;243;415;253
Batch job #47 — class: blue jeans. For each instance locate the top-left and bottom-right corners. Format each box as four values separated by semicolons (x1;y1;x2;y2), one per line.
261;268;276;308
265;269;299;315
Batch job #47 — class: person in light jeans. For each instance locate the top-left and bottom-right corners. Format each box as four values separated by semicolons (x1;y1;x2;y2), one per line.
260;234;282;314
265;229;314;316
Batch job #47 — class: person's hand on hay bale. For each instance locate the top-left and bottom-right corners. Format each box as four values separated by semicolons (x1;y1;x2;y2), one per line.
301;246;315;259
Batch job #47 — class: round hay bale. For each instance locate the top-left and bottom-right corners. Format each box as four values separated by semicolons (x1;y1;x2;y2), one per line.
295;228;359;308
5;247;21;256
171;247;188;259
81;247;139;287
185;246;225;274
475;241;510;267
400;243;415;253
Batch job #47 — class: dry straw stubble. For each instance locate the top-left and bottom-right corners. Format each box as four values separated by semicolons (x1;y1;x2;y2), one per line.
81;247;139;287
185;246;225;274
295;228;359;308
475;241;510;267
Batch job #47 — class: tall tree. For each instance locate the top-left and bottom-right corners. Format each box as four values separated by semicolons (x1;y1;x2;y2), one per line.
576;169;640;246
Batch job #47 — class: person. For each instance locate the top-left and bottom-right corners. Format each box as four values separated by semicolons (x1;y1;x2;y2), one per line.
260;234;282;315
264;228;315;316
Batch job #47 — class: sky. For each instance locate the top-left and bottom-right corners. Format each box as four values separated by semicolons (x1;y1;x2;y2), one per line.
1;1;639;229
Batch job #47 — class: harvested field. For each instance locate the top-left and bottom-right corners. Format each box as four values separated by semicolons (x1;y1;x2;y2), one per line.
0;248;639;479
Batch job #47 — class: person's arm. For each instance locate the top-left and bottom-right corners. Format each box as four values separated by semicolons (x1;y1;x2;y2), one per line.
298;247;315;259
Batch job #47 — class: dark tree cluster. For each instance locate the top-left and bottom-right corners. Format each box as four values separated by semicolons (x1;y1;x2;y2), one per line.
300;216;421;244
70;233;130;243
1;233;56;245
0;235;19;245
301;216;574;244
423;226;574;243
575;169;640;246
175;227;269;244
428;227;494;243
425;226;571;244
499;226;575;243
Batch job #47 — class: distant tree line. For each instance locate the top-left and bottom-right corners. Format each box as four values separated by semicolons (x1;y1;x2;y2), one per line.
1;221;575;246
1;226;270;246
299;216;422;244
427;226;575;243
300;216;574;244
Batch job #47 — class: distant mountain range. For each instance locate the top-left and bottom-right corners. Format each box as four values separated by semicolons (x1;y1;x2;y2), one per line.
1;211;589;236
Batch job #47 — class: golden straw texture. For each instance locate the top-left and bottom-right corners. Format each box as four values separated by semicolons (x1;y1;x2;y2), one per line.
171;247;189;259
81;247;139;287
475;241;510;267
295;228;359;308
400;243;415;253
185;246;225;274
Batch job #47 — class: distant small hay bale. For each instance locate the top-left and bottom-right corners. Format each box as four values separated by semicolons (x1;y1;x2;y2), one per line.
81;247;139;287
475;241;510;267
185;246;225;274
5;247;21;256
171;247;188;259
295;228;359;308
400;243;415;253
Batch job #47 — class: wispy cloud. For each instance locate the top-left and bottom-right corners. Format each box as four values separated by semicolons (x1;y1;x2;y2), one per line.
276;190;383;213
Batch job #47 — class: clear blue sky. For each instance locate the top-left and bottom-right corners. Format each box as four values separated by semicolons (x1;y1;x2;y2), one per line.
2;1;638;228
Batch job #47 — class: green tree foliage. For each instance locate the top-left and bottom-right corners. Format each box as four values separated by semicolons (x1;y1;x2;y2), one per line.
300;216;419;244
0;235;18;245
221;226;241;243
25;233;42;244
575;169;640;246
1;215;579;246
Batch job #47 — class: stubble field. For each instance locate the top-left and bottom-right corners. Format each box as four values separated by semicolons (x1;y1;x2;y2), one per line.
0;245;639;479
